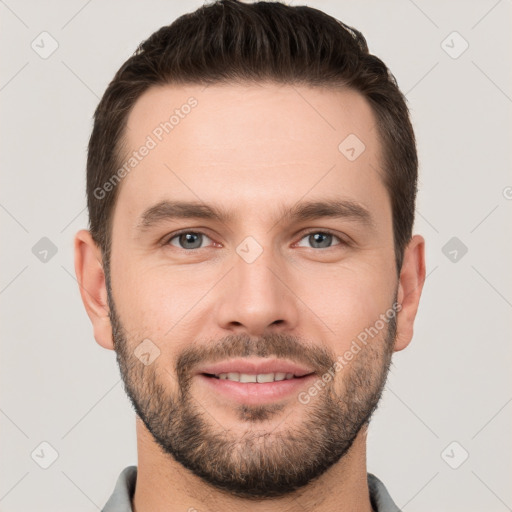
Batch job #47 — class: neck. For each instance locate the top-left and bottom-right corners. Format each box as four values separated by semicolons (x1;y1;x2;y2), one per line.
132;418;373;512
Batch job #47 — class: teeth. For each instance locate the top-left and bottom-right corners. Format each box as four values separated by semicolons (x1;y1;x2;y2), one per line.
239;373;257;383
257;373;274;383
214;372;298;382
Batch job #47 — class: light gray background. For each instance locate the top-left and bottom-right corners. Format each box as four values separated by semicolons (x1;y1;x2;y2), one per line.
1;0;511;510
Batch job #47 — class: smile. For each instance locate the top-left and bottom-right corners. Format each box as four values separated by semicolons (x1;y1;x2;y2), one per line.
205;372;301;383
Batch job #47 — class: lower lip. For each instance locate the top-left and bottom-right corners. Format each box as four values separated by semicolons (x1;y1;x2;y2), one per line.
196;373;317;405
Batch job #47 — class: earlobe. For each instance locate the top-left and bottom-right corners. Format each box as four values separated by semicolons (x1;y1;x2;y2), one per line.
394;234;426;352
74;229;114;350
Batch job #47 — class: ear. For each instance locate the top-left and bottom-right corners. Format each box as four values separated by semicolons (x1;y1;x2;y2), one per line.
394;234;426;352
74;229;114;350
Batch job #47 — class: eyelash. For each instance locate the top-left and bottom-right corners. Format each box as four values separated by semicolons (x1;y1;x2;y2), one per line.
163;229;348;250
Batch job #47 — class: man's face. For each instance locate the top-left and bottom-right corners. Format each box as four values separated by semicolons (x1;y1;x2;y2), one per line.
107;83;399;497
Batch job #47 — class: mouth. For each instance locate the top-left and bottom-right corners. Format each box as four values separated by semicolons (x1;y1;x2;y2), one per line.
202;371;311;383
195;358;317;405
196;357;315;378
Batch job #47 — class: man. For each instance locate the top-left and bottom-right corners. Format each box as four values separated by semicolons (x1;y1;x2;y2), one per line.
74;0;425;510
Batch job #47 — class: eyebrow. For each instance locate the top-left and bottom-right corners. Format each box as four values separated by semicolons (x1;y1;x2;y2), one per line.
135;198;374;232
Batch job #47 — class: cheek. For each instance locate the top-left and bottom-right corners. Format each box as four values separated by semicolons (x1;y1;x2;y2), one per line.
111;258;212;340
295;262;396;345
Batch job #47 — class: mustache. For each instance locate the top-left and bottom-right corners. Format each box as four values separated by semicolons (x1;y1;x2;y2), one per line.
175;332;336;385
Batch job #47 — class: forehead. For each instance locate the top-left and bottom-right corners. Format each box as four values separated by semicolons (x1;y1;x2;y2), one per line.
115;82;387;227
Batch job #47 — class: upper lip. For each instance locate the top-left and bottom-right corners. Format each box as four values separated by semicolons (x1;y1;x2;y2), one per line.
196;358;315;377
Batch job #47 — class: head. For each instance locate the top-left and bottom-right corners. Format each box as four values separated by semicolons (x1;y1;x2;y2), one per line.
75;0;425;499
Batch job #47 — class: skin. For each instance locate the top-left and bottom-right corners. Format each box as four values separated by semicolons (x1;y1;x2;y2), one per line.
74;83;425;512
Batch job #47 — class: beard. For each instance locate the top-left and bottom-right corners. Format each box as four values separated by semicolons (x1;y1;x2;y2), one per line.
107;281;397;499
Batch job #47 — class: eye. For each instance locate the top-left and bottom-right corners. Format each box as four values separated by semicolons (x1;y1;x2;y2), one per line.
167;231;213;250
164;230;346;251
296;231;343;249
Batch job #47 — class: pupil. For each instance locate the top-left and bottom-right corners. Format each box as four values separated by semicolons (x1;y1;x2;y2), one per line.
311;232;331;248
181;233;201;249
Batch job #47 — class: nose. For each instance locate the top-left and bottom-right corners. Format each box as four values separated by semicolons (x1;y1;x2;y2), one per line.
215;245;300;336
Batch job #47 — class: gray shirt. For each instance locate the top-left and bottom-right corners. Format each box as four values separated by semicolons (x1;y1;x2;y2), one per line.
102;466;401;511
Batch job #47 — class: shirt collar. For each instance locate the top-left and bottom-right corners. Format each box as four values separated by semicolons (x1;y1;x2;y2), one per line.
102;466;401;512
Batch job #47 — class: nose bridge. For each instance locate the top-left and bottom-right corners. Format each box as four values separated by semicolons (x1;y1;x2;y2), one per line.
216;237;299;334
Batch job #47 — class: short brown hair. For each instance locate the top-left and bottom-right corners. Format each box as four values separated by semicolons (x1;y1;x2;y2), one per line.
87;0;417;273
